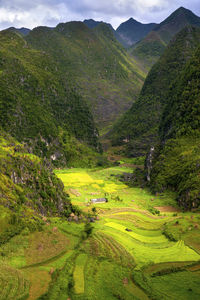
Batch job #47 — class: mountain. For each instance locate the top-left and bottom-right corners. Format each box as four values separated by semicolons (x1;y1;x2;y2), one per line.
131;7;200;70
8;27;30;36
129;31;166;71
84;19;112;29
84;19;128;46
110;26;200;157
17;27;31;36
0;29;101;167
154;6;200;43
26;21;146;132
116;18;157;47
150;44;200;209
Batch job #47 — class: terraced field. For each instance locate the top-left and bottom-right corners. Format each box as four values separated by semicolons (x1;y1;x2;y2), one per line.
1;165;200;299
54;166;200;299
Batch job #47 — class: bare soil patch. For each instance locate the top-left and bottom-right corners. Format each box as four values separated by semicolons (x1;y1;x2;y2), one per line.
68;188;81;197
154;206;180;212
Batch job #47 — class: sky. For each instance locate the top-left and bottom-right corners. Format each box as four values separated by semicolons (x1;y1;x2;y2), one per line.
0;0;200;30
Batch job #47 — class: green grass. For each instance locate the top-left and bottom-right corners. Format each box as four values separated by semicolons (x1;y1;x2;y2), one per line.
134;270;200;300
75;257;138;300
55;166;177;210
82;231;135;268
0;264;29;300
73;253;87;294
104;227;200;268
105;222;168;244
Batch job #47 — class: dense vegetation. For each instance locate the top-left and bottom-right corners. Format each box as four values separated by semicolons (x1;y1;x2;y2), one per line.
0;130;73;218
150;45;200;208
26;21;145;131
0;29;104;166
110;26;200;158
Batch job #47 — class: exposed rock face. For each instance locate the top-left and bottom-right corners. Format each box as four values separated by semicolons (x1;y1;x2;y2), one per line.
0;132;72;216
145;146;155;182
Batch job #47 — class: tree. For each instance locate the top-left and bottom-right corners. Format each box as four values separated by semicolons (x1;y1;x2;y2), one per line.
84;222;93;237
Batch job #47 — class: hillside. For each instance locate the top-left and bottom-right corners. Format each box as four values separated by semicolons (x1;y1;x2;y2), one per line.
150;45;200;208
130;7;200;70
110;26;200;157
116;18;157;47
26;21;146;132
0;29;103;166
0;129;74;237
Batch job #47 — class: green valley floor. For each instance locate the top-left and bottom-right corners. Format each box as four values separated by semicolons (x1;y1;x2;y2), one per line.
1;164;200;299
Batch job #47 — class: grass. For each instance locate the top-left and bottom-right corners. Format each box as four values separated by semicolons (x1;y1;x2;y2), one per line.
104;226;200;267
0;264;29;300
134;270;200;300
22;268;51;300
25;228;70;265
105;222;168;244
79;257;138;300
82;231;135;267
73;253;87;294
55;166;177;209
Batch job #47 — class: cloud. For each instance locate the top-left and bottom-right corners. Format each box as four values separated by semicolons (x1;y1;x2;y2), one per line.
0;0;199;30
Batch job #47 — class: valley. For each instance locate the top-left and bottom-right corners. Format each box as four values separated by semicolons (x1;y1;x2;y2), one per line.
1;4;200;300
1;162;200;299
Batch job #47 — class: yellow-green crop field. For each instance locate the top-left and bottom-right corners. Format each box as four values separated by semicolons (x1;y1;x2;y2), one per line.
52;166;200;299
55;167;176;209
2;166;200;300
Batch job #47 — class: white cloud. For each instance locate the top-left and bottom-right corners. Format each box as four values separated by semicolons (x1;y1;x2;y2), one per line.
0;0;199;30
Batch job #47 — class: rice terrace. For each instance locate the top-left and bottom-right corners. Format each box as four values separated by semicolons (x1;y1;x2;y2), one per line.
19;164;200;300
1;161;200;300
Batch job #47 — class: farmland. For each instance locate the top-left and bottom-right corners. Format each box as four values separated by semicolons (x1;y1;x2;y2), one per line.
1;165;200;299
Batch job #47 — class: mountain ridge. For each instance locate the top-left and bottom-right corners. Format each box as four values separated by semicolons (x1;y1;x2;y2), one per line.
130;6;200;69
116;17;157;47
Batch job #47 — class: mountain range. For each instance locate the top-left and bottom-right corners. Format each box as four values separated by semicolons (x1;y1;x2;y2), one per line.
26;21;145;132
1;6;200;212
130;7;200;69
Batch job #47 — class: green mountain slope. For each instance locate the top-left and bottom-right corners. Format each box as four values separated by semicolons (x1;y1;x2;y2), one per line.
26;21;146;132
150;45;200;208
0;129;74;243
0;29;102;166
130;31;167;71
110;26;200;157
130;7;200;70
116;18;157;47
84;19;125;46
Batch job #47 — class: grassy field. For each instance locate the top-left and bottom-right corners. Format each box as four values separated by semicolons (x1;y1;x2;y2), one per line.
55;166;176;209
54;166;200;299
1;165;200;299
73;253;87;294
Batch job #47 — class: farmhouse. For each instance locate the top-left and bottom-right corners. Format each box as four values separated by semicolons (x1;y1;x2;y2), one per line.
90;198;108;204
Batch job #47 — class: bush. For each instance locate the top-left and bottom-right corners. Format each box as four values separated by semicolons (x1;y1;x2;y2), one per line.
84;222;93;237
